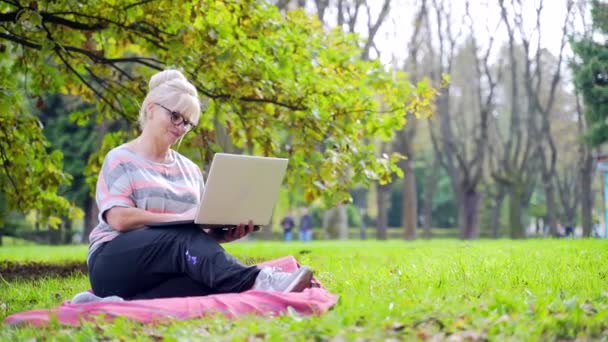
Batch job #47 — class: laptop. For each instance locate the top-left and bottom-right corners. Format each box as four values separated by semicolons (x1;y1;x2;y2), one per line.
146;153;288;230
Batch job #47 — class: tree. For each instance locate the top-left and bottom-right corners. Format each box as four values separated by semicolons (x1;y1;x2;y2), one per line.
295;0;402;240
571;0;607;236
38;94;103;243
515;0;573;238
0;104;80;229
571;0;608;146
492;0;544;239
575;91;595;237
0;1;435;229
394;0;429;240
425;0;498;239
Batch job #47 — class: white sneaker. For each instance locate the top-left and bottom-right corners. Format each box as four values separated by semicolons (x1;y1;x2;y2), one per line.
252;266;313;293
71;291;124;304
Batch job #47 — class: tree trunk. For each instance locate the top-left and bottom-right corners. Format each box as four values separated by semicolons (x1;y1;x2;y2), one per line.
543;179;559;237
376;182;390;240
81;196;98;244
422;159;438;239
338;204;348;240
63;217;73;244
323;205;348;240
262;212;274;240
580;151;594;237
359;207;366;240
402;158;417;240
50;226;61;245
460;188;481;239
35;211;40;231
508;186;525;239
564;207;576;231
491;187;506;238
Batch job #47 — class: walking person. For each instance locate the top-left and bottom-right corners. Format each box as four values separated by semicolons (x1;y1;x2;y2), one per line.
299;207;313;242
280;211;295;242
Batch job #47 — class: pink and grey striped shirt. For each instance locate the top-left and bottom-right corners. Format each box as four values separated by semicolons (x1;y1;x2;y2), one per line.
87;144;204;265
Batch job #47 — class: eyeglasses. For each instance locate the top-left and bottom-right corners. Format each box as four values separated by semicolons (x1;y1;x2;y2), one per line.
154;103;196;131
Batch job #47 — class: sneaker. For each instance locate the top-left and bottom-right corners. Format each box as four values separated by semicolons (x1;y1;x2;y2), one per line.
252;266;313;293
71;291;124;304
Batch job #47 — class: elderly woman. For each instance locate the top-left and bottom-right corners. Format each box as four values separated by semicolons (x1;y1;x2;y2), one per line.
78;70;312;302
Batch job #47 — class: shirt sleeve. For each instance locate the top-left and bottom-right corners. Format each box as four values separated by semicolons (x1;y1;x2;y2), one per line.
95;152;135;225
197;166;205;198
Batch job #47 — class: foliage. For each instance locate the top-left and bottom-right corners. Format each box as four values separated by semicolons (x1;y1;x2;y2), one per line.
571;0;608;146
0;0;436;225
344;203;362;228
38;94;100;208
527;190;547;219
0;114;82;228
1;240;607;340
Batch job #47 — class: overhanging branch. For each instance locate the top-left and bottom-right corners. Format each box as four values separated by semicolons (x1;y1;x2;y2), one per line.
0;31;163;69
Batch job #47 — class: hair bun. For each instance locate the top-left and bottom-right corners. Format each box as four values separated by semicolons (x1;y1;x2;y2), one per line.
148;69;187;91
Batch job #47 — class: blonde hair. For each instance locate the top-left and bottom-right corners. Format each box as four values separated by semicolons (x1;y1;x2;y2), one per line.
139;69;201;129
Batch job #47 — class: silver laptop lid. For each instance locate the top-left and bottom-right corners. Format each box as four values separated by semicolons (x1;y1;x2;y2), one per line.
194;153;288;226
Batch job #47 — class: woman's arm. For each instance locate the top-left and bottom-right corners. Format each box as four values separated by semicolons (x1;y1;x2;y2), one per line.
105;206;196;232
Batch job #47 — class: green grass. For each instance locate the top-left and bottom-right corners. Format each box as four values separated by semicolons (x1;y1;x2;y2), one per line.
0;244;88;262
1;239;607;341
0;236;37;246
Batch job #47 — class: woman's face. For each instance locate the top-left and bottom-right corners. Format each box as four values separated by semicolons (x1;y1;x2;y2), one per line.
147;102;195;145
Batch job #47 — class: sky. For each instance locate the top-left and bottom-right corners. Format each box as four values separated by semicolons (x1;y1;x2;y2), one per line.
306;0;588;67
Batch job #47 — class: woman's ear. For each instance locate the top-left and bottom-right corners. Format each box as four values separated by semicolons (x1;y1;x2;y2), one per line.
145;102;155;120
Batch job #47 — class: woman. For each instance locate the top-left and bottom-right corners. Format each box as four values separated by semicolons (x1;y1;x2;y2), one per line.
78;70;312;302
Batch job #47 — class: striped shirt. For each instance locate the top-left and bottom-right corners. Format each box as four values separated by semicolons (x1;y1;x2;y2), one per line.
87;144;204;265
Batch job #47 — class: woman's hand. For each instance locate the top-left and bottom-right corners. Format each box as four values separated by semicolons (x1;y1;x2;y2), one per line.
221;220;256;243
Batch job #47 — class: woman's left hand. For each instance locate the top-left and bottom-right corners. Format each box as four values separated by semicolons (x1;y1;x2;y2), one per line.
222;220;255;243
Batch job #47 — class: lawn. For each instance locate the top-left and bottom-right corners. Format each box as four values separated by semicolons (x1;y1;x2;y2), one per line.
1;239;607;341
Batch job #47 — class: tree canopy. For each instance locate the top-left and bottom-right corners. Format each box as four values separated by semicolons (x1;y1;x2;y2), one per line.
0;0;435;226
571;0;608;146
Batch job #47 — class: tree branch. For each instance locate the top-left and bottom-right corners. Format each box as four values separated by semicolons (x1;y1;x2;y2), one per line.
123;0;157;11
199;89;308;111
0;31;163;69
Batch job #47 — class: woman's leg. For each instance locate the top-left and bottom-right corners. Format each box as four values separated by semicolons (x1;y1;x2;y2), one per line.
130;275;214;300
89;224;260;299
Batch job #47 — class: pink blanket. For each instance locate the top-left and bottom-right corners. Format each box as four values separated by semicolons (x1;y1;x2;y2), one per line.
5;256;338;326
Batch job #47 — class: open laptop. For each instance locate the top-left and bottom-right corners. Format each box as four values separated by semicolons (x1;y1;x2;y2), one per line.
146;153;288;230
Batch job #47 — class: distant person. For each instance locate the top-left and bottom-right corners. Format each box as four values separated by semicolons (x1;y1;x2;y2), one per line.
280;211;295;241
299;207;313;242
556;221;564;237
565;224;574;237
75;70;312;303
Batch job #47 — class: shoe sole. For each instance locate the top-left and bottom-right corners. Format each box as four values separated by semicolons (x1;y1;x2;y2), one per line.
283;266;313;293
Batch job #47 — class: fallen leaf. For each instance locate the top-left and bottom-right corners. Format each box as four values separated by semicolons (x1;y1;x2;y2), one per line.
495;314;510;324
446;330;486;341
387;322;405;332
581;301;597;315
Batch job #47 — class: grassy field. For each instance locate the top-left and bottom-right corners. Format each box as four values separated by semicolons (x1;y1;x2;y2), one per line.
1;239;607;341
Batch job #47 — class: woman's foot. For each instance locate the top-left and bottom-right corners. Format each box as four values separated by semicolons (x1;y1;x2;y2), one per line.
71;291;124;304
252;266;313;293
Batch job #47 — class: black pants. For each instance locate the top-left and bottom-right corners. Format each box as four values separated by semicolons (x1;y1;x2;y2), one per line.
89;225;260;300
